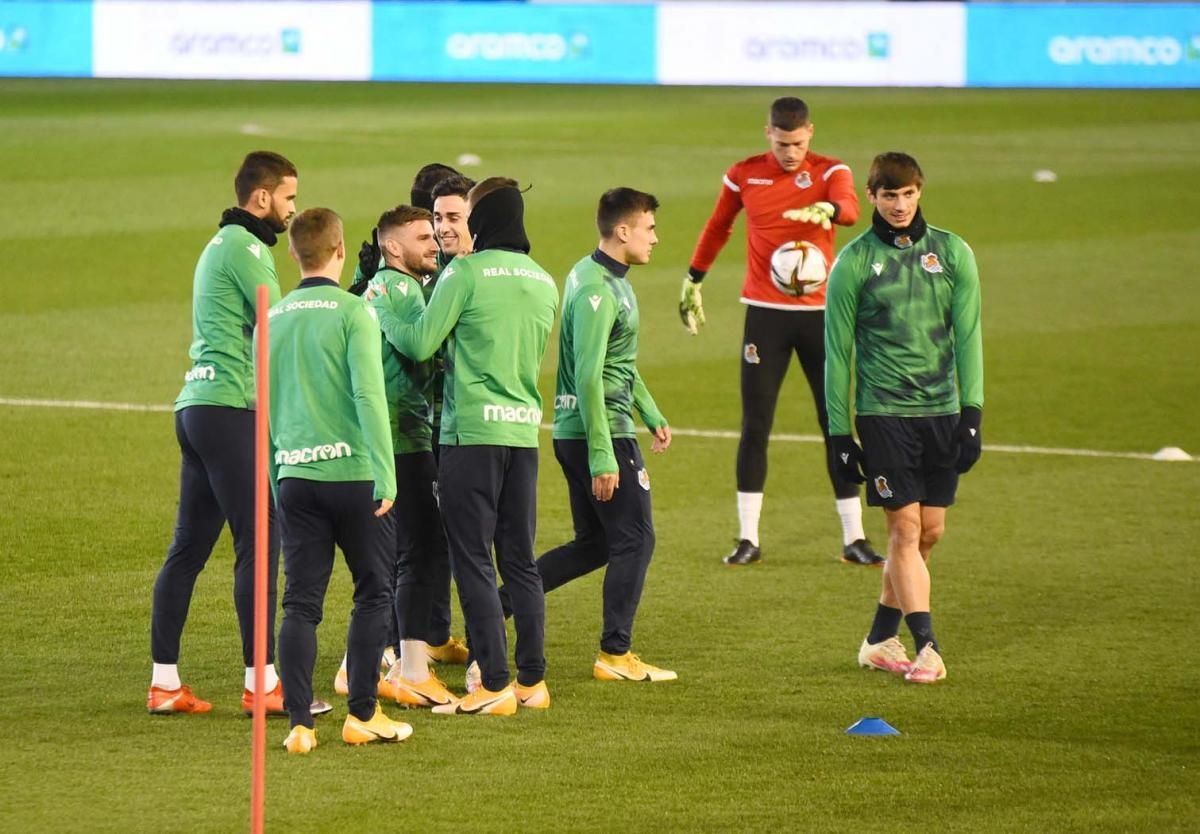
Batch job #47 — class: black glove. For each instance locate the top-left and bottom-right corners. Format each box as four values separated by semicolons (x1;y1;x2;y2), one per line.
357;228;381;282
829;434;866;484
954;406;982;473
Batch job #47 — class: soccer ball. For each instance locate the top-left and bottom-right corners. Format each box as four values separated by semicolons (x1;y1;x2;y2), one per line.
769;240;827;297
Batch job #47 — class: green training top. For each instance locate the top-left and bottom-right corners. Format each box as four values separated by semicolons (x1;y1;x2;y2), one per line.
378;249;559;448
552;251;667;476
176;224;282;411
264;278;397;501
365;268;434;455
824;223;984;436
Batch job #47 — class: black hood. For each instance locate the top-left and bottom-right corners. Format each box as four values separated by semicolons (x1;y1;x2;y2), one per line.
467;187;531;254
219;207;279;246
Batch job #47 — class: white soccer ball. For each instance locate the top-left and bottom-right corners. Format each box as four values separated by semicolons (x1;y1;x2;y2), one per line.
769;240;827;297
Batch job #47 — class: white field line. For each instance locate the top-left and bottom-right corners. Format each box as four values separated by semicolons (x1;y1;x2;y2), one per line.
1;396;1190;463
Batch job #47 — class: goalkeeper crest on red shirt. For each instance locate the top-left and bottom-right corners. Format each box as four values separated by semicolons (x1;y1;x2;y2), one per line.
679;96;881;570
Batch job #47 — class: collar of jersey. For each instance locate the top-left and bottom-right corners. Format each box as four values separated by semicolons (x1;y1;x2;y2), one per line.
590;248;629;279
870;208;928;249
297;277;338;289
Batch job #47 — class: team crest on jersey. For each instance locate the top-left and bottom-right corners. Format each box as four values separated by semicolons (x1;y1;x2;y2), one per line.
638;468;651;491
744;343;761;364
894;235;913;249
874;476;894;499
794;171;813;189
920;253;943;273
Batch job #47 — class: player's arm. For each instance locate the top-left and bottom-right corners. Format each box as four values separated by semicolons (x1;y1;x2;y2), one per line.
253;325;281;500
231;244;282;309
950;239;984;473
369;275;434;385
824;249;866;481
346;302;397;503
681;167;745;333
387;263;473;362
633;369;671;453
573;291;620;485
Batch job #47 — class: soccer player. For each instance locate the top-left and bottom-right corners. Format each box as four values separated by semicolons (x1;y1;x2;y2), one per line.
148;151;297;716
824;153;984;684
380;178;559;715
537;187;676;683
267;207;411;753
362;205;459;708
681;97;882;568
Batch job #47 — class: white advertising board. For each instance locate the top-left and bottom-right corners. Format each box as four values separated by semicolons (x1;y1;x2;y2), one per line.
657;1;965;87
94;1;371;80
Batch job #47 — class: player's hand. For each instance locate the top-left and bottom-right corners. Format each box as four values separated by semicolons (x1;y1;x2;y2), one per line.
651;424;672;454
375;497;394;517
954;406;982;473
829;435;866;484
592;472;619;502
358;228;382;281
782;201;836;230
679;275;705;335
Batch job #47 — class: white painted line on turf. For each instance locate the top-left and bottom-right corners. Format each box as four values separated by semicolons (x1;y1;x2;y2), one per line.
1;397;1191;462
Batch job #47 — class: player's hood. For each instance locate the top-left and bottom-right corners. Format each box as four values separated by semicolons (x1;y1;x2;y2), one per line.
219;206;279;247
468;187;531;254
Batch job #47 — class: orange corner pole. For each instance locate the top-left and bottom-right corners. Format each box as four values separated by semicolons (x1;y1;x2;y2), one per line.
251;284;270;834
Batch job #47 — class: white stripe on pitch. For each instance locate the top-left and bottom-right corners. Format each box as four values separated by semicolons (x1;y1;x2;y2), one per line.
0;396;1189;463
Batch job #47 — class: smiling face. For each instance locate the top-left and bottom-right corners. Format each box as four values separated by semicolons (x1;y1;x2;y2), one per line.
383;218;439;277
433;194;471;256
868;182;922;229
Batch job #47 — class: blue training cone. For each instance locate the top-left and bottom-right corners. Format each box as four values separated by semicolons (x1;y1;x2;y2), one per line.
845;717;900;736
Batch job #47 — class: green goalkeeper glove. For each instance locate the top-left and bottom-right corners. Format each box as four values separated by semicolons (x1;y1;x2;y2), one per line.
679;275;705;335
782;201;836;230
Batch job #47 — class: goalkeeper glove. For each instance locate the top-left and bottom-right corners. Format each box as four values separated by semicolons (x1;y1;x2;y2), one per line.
679;273;706;335
782;201;836;230
828;435;866;484
954;406;983;473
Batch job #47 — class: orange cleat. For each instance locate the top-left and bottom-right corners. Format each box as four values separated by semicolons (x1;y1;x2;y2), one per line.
242;681;287;716
147;684;212;715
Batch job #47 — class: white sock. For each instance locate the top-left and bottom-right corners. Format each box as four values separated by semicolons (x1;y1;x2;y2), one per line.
381;645;397;669
244;665;280;692
401;640;429;683
737;492;763;546
836;496;866;546
152;663;180;690
338;653;348;674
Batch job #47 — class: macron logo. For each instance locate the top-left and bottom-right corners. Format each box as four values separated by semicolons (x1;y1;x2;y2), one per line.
482;404;543;425
248;243;261;259
184;365;216;382
274;441;352;465
554;394;577;411
588;294;602;311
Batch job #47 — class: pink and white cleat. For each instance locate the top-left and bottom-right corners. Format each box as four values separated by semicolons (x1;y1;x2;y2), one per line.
904;644;947;684
858;637;913;675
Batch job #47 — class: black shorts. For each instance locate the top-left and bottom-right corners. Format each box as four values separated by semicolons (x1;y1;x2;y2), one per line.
856;415;959;509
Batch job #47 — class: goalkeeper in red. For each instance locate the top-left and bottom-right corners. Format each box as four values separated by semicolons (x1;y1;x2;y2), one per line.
682;96;880;568
824;153;984;684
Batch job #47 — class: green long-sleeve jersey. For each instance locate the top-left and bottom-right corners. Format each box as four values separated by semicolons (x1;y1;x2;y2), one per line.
264;278;396;501
176;224;282;411
552;251;667;476
377;249;559;448
824;223;984;436
365;268;434;454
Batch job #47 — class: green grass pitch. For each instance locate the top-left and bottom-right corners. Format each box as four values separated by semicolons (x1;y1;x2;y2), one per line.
0;80;1198;832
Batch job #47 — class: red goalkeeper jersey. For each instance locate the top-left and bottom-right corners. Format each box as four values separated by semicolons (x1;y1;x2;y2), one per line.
690;150;859;310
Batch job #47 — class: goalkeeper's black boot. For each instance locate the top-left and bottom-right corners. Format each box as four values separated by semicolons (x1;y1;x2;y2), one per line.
723;539;762;566
841;538;884;567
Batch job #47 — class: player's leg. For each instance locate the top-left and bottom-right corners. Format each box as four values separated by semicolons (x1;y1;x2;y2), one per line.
148;409;224;713
427;433;456;653
592;439;676;683
535;438;609;593
793;312;880;566
493;448;545;690
277;478;336;730
729;306;793;564
434;445;515;714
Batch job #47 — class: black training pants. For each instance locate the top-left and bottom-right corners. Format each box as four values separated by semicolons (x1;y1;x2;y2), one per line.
277;479;394;728
151;405;279;667
392;450;452;645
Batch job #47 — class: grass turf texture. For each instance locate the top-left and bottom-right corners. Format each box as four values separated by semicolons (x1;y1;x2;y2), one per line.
1;81;1198;832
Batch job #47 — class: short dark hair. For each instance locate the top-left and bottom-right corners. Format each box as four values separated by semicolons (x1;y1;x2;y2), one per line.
467;176;520;210
288;208;342;271
234;151;297;205
867;152;925;194
597;188;659;238
377;205;434;238
769;97;810;131
411;163;461;211
431;174;476;203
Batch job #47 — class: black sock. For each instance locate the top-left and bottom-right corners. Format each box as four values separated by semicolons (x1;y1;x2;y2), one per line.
867;604;903;645
905;611;938;653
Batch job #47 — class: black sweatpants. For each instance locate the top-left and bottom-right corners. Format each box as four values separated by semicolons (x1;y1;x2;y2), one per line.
737;305;859;499
392;450;452;645
277;479;394;728
151;405;279;668
438;445;544;691
537;438;655;655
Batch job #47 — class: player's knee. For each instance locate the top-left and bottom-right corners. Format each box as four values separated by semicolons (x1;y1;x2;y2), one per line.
887;515;922;549
919;522;944;551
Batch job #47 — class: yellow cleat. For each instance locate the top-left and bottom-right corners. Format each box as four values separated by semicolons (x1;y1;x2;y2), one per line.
342;704;413;745
593;651;678;682
513;680;550;709
283;725;317;754
426;637;470;665
385;673;460;708
431;684;517;716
